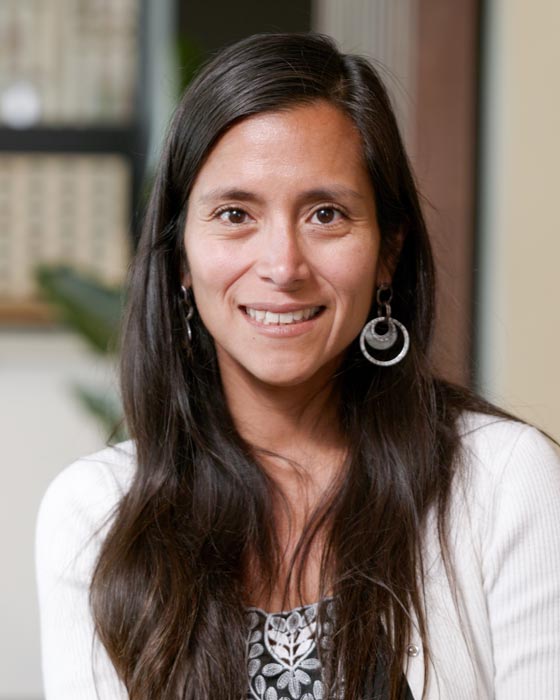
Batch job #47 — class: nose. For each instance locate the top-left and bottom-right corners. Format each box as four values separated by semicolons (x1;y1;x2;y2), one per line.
255;223;310;288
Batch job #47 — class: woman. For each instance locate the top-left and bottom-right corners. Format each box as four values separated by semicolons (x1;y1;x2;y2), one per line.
36;32;560;700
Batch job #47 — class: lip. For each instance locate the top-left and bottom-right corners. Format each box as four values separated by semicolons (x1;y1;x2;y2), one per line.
239;303;324;313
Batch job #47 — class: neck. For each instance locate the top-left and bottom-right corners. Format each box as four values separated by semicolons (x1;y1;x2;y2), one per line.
219;357;346;481
219;357;346;609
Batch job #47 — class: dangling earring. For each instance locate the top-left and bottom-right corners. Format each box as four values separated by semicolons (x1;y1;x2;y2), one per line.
359;283;410;366
180;285;194;343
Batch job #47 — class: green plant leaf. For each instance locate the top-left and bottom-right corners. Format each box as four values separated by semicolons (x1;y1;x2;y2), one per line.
35;264;124;354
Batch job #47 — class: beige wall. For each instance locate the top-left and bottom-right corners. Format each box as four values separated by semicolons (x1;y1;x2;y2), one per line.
478;0;560;437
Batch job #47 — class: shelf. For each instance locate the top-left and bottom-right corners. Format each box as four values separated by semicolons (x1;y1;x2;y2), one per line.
0;125;142;154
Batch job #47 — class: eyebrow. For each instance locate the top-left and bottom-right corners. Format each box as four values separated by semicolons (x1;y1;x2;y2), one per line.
197;185;366;207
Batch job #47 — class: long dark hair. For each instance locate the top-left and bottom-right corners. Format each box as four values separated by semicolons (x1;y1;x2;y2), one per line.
90;32;508;699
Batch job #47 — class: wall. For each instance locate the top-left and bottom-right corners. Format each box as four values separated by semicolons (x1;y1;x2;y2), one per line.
478;0;560;437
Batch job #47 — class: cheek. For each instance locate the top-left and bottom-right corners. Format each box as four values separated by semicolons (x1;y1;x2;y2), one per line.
185;239;240;299
327;247;379;307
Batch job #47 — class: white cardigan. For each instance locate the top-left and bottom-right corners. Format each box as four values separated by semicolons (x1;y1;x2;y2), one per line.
35;413;560;699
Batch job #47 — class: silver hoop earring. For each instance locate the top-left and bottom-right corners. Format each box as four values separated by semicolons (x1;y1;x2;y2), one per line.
180;285;194;343
359;284;410;367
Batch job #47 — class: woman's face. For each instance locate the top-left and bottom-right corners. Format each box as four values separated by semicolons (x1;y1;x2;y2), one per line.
183;100;386;390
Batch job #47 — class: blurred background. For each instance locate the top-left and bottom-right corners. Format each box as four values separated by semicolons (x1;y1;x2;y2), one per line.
1;0;558;697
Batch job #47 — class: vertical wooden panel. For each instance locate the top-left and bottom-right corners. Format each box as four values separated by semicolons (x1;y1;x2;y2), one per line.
411;0;480;384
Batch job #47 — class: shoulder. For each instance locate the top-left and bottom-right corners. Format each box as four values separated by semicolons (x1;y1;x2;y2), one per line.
35;443;135;698
453;411;560;571
37;439;136;536
459;412;560;490
35;440;137;589
450;415;560;697
456;410;560;488
41;439;136;503
453;411;560;526
414;413;560;697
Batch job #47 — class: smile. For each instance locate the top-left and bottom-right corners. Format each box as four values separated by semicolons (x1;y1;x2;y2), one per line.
243;306;323;325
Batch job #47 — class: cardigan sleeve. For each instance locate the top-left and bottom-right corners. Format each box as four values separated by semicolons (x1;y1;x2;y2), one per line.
482;425;560;698
35;447;133;700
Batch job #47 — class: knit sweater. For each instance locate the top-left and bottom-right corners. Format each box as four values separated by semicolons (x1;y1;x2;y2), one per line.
35;413;560;699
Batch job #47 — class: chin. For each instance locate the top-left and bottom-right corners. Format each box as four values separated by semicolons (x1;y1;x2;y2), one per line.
248;358;338;390
216;345;341;391
258;374;316;389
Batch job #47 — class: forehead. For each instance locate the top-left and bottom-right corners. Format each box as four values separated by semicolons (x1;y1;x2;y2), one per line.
190;101;372;197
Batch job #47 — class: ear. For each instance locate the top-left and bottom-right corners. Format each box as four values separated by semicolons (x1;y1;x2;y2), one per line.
181;271;192;289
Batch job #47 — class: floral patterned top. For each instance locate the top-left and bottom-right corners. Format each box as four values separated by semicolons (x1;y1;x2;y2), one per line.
245;599;339;700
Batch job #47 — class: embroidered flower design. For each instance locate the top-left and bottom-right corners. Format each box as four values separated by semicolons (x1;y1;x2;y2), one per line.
246;602;333;700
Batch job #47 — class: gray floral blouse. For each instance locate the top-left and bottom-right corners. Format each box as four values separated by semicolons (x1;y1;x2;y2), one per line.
245;599;339;700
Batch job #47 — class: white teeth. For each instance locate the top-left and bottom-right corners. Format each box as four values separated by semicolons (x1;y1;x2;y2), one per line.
265;311;279;324
245;306;321;325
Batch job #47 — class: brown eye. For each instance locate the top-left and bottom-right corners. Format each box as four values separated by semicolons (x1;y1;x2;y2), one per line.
218;208;248;224
313;207;341;224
